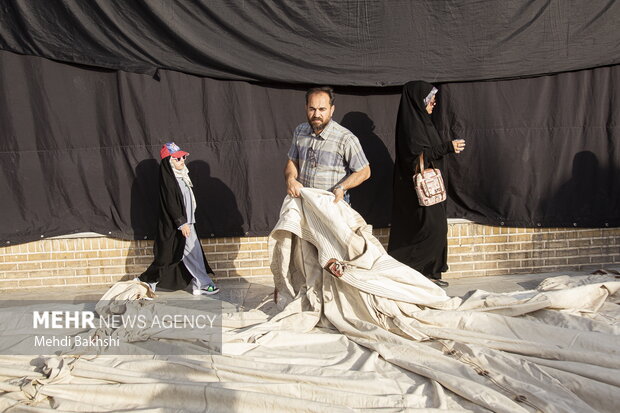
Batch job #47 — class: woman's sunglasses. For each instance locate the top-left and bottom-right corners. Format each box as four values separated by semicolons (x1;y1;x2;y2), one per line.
172;156;187;161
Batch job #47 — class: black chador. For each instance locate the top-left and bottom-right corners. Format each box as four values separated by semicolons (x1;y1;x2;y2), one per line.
388;81;455;280
140;153;214;291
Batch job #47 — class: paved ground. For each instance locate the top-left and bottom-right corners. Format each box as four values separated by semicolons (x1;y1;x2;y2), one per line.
5;268;618;312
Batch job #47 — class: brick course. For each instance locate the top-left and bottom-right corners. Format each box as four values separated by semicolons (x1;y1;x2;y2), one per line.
0;225;618;291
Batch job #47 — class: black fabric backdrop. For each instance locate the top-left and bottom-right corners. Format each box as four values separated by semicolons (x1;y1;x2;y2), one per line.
0;50;400;243
1;1;619;244
436;67;620;228
1;50;618;244
1;0;620;85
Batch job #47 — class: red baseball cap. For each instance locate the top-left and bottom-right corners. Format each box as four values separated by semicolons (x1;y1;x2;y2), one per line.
160;142;189;159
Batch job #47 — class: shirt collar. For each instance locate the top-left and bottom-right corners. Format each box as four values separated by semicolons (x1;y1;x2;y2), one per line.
311;119;334;140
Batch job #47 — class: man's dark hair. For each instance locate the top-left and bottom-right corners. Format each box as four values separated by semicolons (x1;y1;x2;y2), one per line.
306;86;335;106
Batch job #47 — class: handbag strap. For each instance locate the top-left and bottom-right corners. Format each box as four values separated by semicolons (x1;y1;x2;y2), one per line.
417;153;438;174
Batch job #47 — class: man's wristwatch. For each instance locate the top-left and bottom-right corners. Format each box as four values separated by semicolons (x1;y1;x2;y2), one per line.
333;184;345;192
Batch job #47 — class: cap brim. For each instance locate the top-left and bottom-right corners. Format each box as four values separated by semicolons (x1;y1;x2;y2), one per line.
171;150;189;158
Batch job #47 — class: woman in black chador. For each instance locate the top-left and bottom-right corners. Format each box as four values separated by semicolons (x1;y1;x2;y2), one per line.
388;81;466;287
139;142;219;295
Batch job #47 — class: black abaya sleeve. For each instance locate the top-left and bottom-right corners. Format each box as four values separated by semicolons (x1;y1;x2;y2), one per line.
422;140;455;163
161;187;187;229
400;140;454;177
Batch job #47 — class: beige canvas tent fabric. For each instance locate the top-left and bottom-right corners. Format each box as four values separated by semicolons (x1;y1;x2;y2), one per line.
1;188;619;412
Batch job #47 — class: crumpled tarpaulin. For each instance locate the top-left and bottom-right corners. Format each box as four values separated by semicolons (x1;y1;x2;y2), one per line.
0;189;619;412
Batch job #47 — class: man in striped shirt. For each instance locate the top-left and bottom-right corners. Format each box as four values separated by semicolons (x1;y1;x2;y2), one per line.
284;86;371;203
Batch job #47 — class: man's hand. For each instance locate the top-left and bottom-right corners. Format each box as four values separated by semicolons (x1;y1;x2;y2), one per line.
284;160;303;197
180;224;191;238
332;166;370;203
324;259;346;277
332;186;345;203
287;178;304;198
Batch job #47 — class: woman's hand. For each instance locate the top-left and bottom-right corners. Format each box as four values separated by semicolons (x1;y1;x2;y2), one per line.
452;139;466;154
180;224;191;238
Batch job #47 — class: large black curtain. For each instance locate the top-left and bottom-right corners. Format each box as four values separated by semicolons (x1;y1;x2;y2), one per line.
1;50;618;244
0;1;619;244
1;0;619;85
436;67;620;228
0;50;400;243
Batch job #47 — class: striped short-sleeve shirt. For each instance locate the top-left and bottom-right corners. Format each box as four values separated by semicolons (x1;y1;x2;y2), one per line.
287;120;369;191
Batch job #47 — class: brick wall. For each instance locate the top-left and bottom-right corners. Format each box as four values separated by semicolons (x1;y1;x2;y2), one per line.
0;225;618;291
444;223;620;279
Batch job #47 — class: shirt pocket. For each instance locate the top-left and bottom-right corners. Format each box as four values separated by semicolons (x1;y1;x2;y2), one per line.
316;149;343;168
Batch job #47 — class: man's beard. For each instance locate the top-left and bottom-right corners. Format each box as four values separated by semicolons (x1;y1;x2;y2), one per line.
309;117;329;133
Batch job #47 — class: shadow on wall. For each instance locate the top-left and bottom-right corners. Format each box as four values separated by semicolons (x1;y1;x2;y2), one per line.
130;159;160;240
189;160;244;238
340;111;394;227
189;160;244;279
542;151;609;227
124;158;160;280
511;151;619;275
